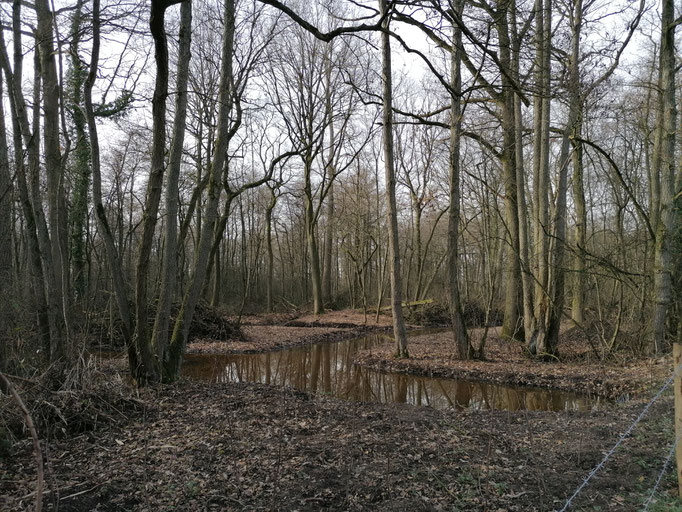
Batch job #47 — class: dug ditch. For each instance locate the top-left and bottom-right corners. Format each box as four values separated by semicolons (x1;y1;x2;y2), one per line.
182;331;597;412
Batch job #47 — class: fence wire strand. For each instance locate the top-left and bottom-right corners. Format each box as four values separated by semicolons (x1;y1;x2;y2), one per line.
559;364;682;512
642;432;681;511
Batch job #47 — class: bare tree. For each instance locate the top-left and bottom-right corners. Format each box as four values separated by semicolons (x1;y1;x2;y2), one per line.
447;0;472;359
151;0;192;378
651;0;679;352
164;0;236;380
380;0;409;357
0;73;12;371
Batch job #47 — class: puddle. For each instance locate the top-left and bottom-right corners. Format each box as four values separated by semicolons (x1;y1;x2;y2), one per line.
181;332;596;412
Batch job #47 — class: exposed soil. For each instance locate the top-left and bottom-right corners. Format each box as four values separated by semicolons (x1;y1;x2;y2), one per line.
2;310;680;511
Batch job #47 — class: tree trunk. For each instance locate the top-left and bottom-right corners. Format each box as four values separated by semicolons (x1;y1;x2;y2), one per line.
447;0;472;360
67;0;90;303
36;0;69;364
0;20;51;357
85;0;137;375
165;0;236;381
511;0;534;342
322;183;334;306
497;0;523;342
528;0;551;352
322;51;335;307
651;0;678;353
265;187;277;312
379;0;409;357
534;0;578;356
0;73;12;371
304;156;324;315
134;0;185;383
151;0;191;370
571;115;586;325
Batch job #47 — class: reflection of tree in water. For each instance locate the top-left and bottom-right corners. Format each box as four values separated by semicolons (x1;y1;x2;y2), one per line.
181;333;593;413
455;382;472;411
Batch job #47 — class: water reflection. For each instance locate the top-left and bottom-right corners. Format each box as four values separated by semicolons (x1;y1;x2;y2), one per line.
182;333;594;412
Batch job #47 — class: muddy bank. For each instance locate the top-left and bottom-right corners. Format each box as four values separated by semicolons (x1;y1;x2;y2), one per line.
104;310;664;401
181;311;664;400
188;310;394;354
1;379;677;511
188;325;392;354
354;329;669;400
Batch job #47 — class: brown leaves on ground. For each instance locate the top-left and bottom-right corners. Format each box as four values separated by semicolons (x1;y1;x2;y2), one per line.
1;379;677;511
4;312;677;510
354;327;670;400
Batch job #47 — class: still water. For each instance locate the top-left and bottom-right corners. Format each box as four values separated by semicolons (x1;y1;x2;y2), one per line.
182;332;595;412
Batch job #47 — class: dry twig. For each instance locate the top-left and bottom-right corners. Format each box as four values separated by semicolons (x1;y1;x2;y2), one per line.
0;371;44;512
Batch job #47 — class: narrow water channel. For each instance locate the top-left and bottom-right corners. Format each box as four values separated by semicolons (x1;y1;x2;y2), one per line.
182;332;595;412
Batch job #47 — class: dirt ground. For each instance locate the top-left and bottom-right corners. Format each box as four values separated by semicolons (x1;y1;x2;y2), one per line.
1;310;680;511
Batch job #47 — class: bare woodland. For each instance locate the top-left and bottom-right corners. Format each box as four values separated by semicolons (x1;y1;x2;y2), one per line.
4;1;682;510
0;0;680;386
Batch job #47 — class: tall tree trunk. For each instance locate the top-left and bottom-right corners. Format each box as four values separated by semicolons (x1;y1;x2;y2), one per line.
30;50;62;359
85;0;137;373
529;0;552;352
322;184;335;306
412;203;423;301
534;0;578;356
447;0;472;360
497;0;523;341
511;0;534;342
379;0;408;357
0;73;12;371
571;115;586;325
67;0;90;303
151;0;191;370
322;50;335;308
36;0;69;364
304;156;324;315
265;185;278;313
0;17;51;357
134;0;183;383
165;0;236;381
651;0;678;353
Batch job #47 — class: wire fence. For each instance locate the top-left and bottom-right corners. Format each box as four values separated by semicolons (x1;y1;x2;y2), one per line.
642;433;681;511
558;361;682;511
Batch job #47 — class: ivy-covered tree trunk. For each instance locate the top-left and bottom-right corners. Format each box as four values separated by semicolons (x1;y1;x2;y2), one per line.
66;0;91;302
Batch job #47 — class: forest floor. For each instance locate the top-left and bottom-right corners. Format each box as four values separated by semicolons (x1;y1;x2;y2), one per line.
1;309;680;511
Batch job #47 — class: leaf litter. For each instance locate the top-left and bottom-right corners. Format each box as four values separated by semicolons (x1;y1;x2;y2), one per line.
1;312;679;511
